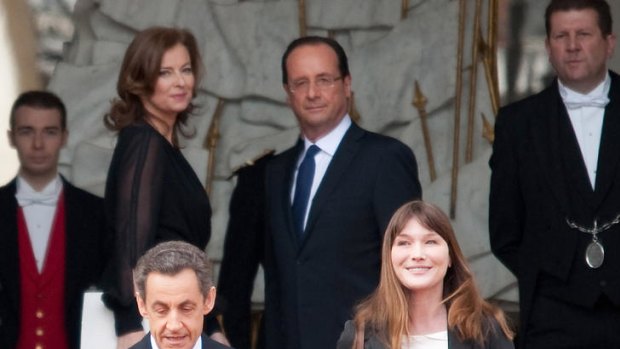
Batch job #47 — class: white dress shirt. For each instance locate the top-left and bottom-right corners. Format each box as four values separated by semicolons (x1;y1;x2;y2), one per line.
291;115;352;231
15;175;63;272
558;73;610;189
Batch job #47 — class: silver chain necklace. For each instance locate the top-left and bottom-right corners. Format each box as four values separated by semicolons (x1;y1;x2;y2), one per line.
565;213;620;269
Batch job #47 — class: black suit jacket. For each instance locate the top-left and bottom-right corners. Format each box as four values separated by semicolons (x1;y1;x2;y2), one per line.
129;333;233;349
489;71;620;343
0;177;106;349
337;319;514;349
264;122;422;349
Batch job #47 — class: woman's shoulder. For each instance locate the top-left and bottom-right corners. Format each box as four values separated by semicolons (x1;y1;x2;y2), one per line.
451;316;513;349
119;121;158;138
337;320;388;349
116;121;169;148
484;317;514;349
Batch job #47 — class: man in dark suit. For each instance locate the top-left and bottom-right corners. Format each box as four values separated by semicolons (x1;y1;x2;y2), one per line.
130;241;231;349
264;36;422;349
489;0;620;347
0;91;106;349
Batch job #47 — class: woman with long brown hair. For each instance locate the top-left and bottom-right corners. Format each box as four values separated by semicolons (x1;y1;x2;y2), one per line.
101;27;226;348
338;200;513;349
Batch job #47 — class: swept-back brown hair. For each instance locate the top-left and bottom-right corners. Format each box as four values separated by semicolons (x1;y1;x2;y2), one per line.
352;201;513;349
545;0;612;37
104;26;203;145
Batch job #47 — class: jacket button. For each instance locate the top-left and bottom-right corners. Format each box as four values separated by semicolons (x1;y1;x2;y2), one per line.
600;280;607;287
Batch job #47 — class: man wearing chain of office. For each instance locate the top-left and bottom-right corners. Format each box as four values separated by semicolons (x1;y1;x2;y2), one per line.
489;0;620;348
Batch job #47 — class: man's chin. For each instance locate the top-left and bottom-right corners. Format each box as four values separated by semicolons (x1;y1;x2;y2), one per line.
159;336;192;349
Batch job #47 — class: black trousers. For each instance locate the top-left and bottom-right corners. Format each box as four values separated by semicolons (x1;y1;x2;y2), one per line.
525;293;620;349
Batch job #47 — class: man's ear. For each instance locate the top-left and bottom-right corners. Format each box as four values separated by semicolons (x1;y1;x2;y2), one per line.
61;129;68;147
343;75;352;99
283;85;292;106
202;286;216;315
7;130;15;148
136;292;149;318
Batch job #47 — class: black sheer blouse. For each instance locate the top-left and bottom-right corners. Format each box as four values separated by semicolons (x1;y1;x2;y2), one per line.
102;121;211;334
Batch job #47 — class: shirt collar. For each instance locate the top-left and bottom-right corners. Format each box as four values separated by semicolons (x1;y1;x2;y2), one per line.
558;72;611;106
302;114;352;156
16;174;63;196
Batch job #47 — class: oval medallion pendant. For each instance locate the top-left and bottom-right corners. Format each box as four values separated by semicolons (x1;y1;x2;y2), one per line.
586;241;605;269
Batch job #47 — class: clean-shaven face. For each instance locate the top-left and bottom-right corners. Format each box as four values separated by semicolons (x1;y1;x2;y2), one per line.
284;43;351;142
391;218;450;298
141;43;195;124
137;269;215;349
546;8;615;93
9;106;67;185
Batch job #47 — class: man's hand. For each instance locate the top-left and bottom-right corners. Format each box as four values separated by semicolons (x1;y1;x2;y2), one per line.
116;330;146;349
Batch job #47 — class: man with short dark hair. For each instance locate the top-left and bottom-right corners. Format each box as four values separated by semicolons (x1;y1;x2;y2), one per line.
0;90;106;349
130;241;230;349
490;0;620;347
264;36;422;349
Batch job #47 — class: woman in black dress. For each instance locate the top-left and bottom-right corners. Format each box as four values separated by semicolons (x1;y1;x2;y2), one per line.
102;27;226;348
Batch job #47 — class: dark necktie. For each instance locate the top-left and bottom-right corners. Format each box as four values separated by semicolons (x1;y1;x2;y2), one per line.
292;145;320;237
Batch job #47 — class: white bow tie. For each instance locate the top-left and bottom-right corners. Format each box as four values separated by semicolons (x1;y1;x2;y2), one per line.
15;192;59;207
564;95;610;110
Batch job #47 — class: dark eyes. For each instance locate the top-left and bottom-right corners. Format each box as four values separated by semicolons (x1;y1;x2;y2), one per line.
394;239;438;246
159;66;193;76
553;32;591;40
16;129;60;136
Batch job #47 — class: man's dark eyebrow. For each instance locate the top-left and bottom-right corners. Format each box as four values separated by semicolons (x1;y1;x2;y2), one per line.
151;301;170;309
179;300;198;308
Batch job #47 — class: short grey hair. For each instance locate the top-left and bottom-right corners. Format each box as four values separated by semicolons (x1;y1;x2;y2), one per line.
133;241;213;300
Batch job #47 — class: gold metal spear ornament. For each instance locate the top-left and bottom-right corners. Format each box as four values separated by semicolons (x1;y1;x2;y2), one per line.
481;112;494;144
465;0;483;164
204;98;225;196
480;36;499;116
488;0;499;96
401;0;409;20
482;0;500;116
450;0;467;219
298;0;307;37
412;80;437;182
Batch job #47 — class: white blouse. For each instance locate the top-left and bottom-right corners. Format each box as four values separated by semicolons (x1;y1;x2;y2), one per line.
402;330;448;349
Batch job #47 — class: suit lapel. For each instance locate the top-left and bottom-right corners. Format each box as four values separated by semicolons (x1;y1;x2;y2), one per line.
301;123;363;248
555;96;597;207
134;333;152;348
279;140;304;249
0;180;20;314
530;84;573;214
62;178;80;306
592;72;620;209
